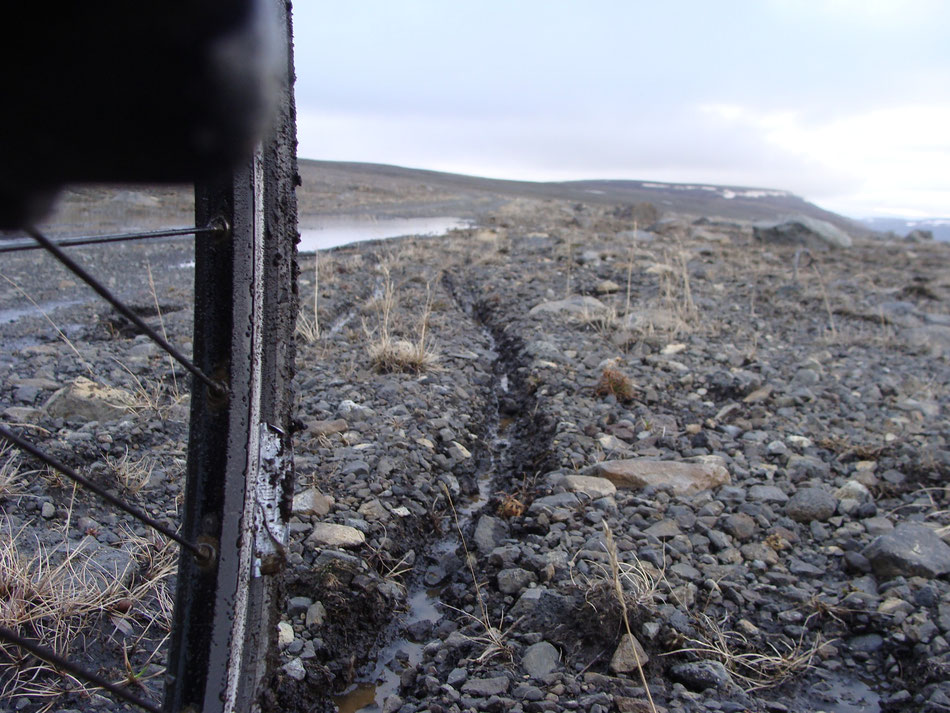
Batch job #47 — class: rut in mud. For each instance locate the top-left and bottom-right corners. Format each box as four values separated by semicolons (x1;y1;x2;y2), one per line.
327;270;558;713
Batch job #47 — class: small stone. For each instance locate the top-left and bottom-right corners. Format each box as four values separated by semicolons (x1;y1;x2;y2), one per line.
282;657;306;681
293;488;334;516
595;280;621;295
447;667;467;687
748;484;788;504
474;515;509;554
338;399;371;420
3;406;41;422
785;487;837;523
306;601;326;629
644;519;681;539
381;695;403;713
834;480;872;503
670;660;733;691
287;596;312;616
449;441;472;459
721;513;756;541
497;567;535;594
609;633;650;673
358;498;388;521
616;698;668;713
277;621;294;648
41;501;56;519
522;641;560;678
307;523;366;548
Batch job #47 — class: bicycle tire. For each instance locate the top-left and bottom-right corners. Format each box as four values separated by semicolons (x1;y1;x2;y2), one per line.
164;2;299;711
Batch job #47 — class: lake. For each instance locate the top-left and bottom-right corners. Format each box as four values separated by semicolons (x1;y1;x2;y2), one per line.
298;216;469;252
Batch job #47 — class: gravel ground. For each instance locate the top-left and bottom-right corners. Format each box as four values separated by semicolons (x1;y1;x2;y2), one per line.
1;191;949;713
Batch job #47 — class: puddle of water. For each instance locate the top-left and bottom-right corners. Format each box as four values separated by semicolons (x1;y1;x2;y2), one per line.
0;299;83;325
333;683;377;713
299;216;469;252
807;675;881;713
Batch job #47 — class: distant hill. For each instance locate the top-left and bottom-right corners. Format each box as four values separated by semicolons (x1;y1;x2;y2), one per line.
859;216;950;242
299;159;870;236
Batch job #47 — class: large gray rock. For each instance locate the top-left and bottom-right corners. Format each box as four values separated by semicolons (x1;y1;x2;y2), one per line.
44;377;134;422
754;215;852;249
590;457;730;495
863;523;950;578
786;487;837;523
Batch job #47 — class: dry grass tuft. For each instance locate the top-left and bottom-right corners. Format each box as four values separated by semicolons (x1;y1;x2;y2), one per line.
0;529;130;701
103;448;154;496
110;359;186;422
0;444;28;498
0;520;177;705
439;483;514;664
603;523;658;713
366;269;439;373
295;255;320;343
595;367;635;403
658;248;697;325
670;612;823;691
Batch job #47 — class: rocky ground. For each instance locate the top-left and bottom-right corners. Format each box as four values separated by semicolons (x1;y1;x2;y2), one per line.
0;179;949;713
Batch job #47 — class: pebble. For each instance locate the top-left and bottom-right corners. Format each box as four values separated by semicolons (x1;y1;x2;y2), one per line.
785;487;837;522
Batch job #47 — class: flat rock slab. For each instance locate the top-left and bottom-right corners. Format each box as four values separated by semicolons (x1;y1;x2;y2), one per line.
307;418;348;436
461;676;510;697
528;295;607;318
44;377;134;422
562;474;617;499
863;523;950;578
307;523;365;548
590;457;730;495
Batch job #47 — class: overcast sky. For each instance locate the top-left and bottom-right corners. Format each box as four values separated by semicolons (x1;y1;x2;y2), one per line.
290;1;950;219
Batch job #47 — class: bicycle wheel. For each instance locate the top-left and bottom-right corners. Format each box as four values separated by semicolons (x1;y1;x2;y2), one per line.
164;8;299;713
0;3;298;712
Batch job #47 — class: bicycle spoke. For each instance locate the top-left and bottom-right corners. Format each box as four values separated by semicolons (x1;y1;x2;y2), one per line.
0;424;211;563
0;626;163;713
0;225;220;254
24;226;226;397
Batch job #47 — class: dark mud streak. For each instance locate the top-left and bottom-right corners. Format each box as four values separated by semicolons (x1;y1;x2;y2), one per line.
444;270;561;498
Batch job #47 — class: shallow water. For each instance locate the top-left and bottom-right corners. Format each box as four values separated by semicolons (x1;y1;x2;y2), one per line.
299;216;469;252
0;298;83;325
